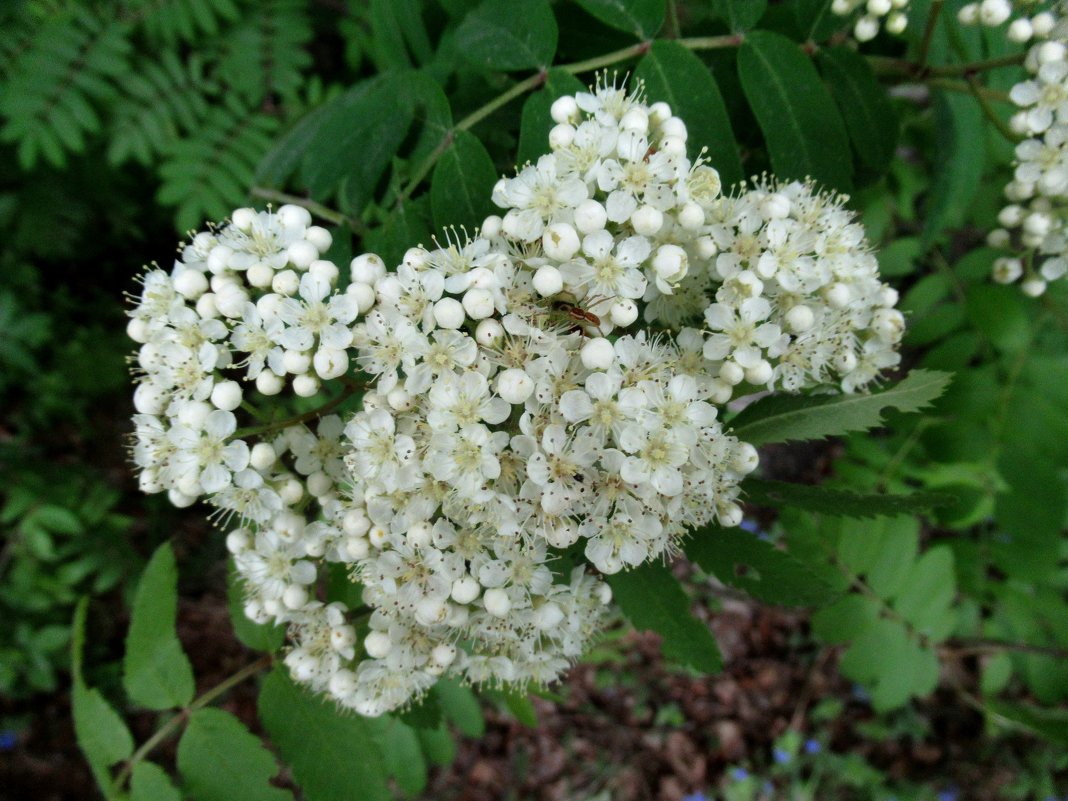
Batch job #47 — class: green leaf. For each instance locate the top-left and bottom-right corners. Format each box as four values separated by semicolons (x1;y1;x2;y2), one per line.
838;617;939;712
607;562;722;673
922;91;984;247
811;594;881;644
363;197;434;274
987;701;1068;747
635;40;743;187
729;370;952;446
744;479;953;519
131;762;182;801
228;565;285;652
295;76;415;208
71;599;135;800
686;524;837;606
455;0;558;71
367;716;427;796
738;30;852;191
396;691;443;730
178;708;294;801
517;69;587;167
258;667;390;801
713;0;766;30
573;0;664;38
795;0;840;41
123;542;195;710
892;546;957;639
417;724;458;766
431;129;499;233
435;678;485;737
486;686;538;726
836;517;918;597
818;46;898;177
34;504;83;534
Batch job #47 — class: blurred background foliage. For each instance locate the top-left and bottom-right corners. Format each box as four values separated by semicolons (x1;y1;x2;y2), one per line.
1;0;1066;799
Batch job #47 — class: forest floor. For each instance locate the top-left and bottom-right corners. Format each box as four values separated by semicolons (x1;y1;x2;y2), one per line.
0;554;1041;801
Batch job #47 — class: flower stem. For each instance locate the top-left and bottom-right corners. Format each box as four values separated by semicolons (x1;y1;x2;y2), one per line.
929;51;1027;76
393;34;743;211
917;0;944;71
250;187;357;231
965;73;1021;142
233;380;363;439
112;654;274;792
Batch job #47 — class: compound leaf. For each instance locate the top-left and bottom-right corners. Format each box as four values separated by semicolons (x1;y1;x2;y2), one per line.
178;708;294;801
123;542;195;710
729;370;952;446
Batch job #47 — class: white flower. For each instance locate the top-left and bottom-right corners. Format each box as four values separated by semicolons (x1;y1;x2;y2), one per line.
166;410;249;494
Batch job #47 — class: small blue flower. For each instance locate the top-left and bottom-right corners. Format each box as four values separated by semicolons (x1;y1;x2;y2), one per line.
773;747;791;764
937;786;959;801
731;767;750;782
803;739;821;755
682;793;709;801
740;518;760;533
0;731;17;751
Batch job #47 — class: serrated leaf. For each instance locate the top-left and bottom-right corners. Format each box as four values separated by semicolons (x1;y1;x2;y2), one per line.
922;91;984;247
178;708;293;801
686;524;837;606
228;565;285;652
892;546;956;638
417;724;457;766
455;0;558;71
838;617;939;711
729;370;952;446
744;479;952;519
517;69;587;167
431;129;498;233
713;0;766;30
71;599;135;800
573;0;664;38
123;542;195;710
986;701;1068;747
295;75;414;207
635;40;743;187
607;562;722;673
131;762;182;801
367;716;427;796
738;30;852;191
258;668;390;801
435;678;485;737
811;594;881;644
818;46;898;177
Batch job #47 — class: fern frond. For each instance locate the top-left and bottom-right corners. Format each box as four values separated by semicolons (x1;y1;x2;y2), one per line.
0;9;132;169
122;0;241;45
157;96;279;231
108;50;217;166
215;0;313;106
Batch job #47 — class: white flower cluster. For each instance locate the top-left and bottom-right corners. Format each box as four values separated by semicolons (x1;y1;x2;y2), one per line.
126;204;355;506
683;179;904;394
958;0;1051;40
127;78;904;717
831;0;910;42
989;5;1068;295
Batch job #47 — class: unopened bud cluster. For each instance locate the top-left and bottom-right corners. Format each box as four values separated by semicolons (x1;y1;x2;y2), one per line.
988;3;1068;295
127;78;903;716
